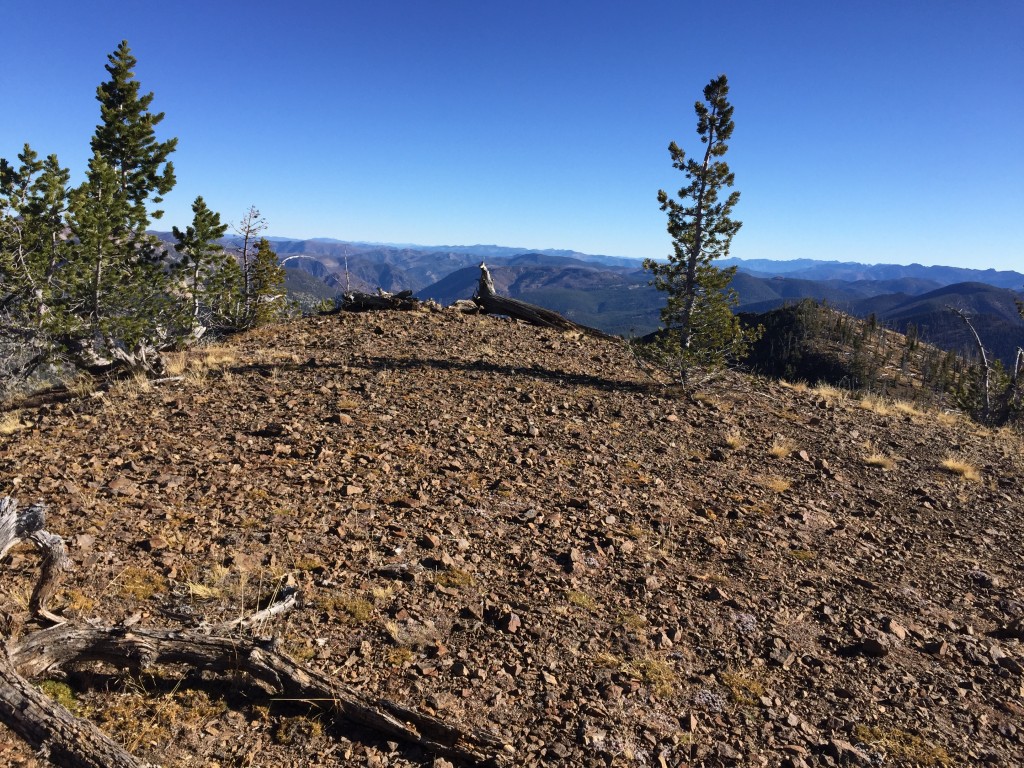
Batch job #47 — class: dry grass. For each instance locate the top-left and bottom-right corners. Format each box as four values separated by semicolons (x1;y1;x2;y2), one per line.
939;457;981;482
108;567;167;600
108;374;153;400
892;400;926;418
64;373;96;398
853;725;951;767
858;394;893;416
622;658;676;697
723;429;745;450
567;590;599;612
769;436;797;458
0;411;25;435
433;568;475;589
864;444;897;468
164;345;238;379
811;382;847;401
762;476;792;494
720;671;766;704
786;549;816;562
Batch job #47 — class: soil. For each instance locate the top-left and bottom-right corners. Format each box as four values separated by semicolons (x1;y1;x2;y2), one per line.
1;307;1022;767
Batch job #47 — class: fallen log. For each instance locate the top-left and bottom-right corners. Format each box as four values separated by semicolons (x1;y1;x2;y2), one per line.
0;496;508;767
472;263;616;340
341;289;423;312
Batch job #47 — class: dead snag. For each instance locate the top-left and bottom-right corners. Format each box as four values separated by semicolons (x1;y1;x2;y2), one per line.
948;306;991;419
473;263;617;340
0;496;508;767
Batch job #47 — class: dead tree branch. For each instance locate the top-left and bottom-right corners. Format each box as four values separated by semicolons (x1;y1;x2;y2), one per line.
0;496;508;767
473;263;617;340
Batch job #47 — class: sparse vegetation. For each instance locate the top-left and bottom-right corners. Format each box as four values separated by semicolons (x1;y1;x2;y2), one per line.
939;457;981;482
853;724;951;767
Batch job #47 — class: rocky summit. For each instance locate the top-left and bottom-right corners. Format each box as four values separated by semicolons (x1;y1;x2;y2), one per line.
1;307;1023;767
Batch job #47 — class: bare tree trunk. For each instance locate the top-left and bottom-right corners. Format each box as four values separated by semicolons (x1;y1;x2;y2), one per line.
474;263;615;340
949;306;990;420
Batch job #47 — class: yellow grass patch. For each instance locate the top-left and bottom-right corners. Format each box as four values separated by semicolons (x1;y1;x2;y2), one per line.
0;411;26;435
940;457;981;482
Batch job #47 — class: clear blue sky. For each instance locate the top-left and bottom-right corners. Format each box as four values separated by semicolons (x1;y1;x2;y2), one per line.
2;1;1022;270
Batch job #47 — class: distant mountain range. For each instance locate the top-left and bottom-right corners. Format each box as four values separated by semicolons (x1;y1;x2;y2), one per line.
158;233;1024;366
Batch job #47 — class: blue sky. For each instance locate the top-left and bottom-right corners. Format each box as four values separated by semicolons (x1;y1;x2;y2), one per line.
2;1;1021;269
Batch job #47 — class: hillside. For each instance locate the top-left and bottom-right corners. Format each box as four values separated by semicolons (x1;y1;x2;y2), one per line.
265;238;1024;362
2;309;1023;767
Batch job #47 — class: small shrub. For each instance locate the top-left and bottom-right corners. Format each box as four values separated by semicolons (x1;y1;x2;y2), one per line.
39;680;79;711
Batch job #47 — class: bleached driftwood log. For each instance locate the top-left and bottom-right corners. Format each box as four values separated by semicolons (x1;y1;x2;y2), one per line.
0;496;507;767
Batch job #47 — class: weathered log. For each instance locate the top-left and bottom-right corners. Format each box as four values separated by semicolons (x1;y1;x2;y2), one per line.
0;497;144;768
473;263;616;340
342;290;422;312
11;624;506;763
0;496;507;767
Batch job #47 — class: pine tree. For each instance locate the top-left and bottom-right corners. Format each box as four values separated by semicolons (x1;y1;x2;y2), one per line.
248;238;287;327
643;75;756;382
91;40;176;230
63;41;179;362
0;146;72;387
173;196;229;334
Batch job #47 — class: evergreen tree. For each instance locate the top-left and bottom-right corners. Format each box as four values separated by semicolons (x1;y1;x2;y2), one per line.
643;75;756;382
0;146;71;385
63;41;179;362
173;196;229;334
91;40;176;230
248;238;287;327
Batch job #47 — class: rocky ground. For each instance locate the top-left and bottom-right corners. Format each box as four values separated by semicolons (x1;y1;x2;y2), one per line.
1;307;1022;767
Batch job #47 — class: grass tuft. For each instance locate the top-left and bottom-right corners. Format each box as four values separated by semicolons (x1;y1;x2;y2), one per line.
853;725;950;767
864;452;895;469
939;457;981;482
0;411;26;435
769;436;797;458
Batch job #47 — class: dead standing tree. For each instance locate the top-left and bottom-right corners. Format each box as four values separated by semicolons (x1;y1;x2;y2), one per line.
949;306;991;420
472;263;615;340
0;496;507;767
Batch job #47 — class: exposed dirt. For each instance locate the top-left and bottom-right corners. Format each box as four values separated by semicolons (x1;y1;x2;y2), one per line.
1;308;1023;767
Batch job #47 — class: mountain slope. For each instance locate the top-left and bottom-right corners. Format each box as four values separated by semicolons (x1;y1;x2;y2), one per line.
1;309;1022;766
